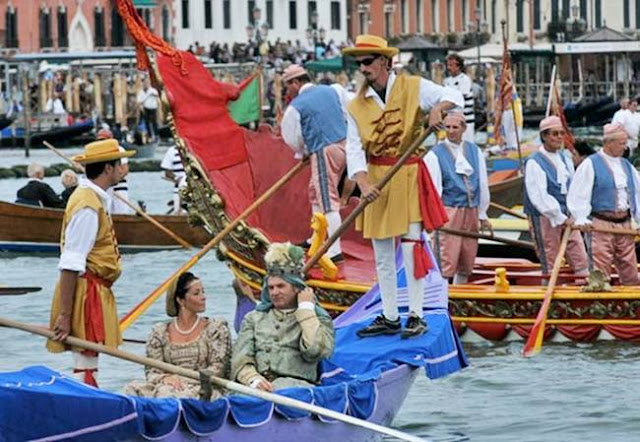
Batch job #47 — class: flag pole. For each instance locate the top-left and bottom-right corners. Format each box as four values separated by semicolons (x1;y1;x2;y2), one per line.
501;20;523;172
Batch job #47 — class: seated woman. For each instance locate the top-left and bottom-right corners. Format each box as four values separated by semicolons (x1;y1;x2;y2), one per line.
124;272;232;400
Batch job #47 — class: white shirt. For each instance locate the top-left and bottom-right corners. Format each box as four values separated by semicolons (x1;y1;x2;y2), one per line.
107;178;133;215
444;72;474;123
567;151;640;225
525;146;575;227
346;72;464;179
424;141;490;220
161;146;186;191
281;83;350;159
58;178;112;273
137;87;159;110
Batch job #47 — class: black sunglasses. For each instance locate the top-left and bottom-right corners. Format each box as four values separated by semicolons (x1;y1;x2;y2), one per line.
355;56;379;67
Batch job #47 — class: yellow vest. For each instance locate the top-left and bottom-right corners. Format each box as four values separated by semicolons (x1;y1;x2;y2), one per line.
347;75;423;158
62;186;121;282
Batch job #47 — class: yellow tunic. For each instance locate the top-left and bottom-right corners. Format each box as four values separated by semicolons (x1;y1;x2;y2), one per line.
47;187;123;353
348;75;425;239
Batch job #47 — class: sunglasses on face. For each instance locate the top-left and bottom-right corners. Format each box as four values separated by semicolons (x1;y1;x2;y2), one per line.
549;130;566;137
356;56;379;67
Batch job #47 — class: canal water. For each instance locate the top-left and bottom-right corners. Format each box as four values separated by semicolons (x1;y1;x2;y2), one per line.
1;147;639;441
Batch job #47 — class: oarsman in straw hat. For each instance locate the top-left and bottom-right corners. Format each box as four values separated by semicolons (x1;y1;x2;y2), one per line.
232;242;334;391
342;35;463;338
425;112;491;284
47;139;135;386
524;116;589;279
568;122;640;285
280;64;348;262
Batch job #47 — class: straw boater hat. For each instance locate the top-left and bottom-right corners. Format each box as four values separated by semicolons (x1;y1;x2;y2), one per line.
281;64;308;83
342;35;399;59
72;139;135;165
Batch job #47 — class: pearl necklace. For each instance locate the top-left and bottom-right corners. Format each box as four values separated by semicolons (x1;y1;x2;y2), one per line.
173;317;200;335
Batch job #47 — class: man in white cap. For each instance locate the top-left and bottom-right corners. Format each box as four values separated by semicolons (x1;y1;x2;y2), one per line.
425;112;491;284
280;64;348;262
47;139;134;386
524;116;589;278
568;122;640;285
342;35;462;338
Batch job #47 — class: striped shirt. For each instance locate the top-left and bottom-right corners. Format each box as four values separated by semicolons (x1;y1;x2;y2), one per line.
161;146;186;193
444;73;475;125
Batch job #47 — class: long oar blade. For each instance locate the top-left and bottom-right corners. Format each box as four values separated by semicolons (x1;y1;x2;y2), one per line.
0;317;427;442
522;226;572;357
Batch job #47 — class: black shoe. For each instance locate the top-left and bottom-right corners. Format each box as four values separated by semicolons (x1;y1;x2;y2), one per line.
297;240;311;249
357;315;401;337
401;315;428;339
330;253;345;264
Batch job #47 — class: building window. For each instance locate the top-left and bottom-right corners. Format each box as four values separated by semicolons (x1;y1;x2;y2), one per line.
624;0;630;28
267;0;274;28
289;1;297;29
330;1;340;30
385;11;393;38
40;7;53;48
57;7;68;48
462;0;467;29
223;0;231;28
401;0;407;33
94;7;105;47
111;8;124;46
181;0;189;28
516;0;524;33
635;0;640;29
162;6;170;41
562;0;570;20
248;1;256;25
204;0;212;28
447;0;453;31
431;0;438;32
5;7;18;48
491;0;496;33
533;0;541;29
359;11;368;34
595;0;601;28
551;0;559;22
580;0;587;20
136;8;152;28
308;1;317;28
416;0;423;33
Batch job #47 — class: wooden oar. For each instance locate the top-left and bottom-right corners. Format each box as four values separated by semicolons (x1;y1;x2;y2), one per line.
489;201;527;220
522;225;572;357
43;140;193;249
303;127;434;272
0;317;425;442
0;286;41;296
438;226;535;250
119;158;310;331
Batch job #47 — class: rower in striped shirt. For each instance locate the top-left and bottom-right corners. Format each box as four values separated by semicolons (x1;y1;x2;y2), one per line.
444;54;475;143
161;145;187;214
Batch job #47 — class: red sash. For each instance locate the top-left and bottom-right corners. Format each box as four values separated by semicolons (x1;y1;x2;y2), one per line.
368;155;449;232
81;271;112;357
400;238;434;279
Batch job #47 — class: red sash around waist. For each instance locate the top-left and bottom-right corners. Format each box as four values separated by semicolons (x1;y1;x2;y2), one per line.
81;271;112;356
368;156;449;232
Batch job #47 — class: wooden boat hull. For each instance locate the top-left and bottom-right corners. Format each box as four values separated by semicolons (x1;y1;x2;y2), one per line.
0;200;209;253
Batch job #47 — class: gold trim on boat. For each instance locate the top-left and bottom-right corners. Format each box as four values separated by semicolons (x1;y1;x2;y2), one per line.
453;317;640;325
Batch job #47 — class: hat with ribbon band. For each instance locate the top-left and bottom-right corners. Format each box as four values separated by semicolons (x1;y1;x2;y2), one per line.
72;139;135;165
342;34;399;58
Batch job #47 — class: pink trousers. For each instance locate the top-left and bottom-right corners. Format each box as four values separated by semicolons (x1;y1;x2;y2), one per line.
588;218;639;285
309;141;346;213
531;216;589;276
436;207;479;278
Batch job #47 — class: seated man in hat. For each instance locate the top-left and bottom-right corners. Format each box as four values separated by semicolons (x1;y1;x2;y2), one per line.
16;162;65;208
280;64;348;262
231;242;335;391
568;122;640;285
524;116;589;278
425;112;491;284
47;139;135;386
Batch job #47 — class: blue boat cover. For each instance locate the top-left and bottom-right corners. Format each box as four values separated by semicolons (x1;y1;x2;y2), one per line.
0;243;468;441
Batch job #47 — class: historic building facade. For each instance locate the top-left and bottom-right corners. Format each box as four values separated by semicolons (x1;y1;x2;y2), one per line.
0;0;174;54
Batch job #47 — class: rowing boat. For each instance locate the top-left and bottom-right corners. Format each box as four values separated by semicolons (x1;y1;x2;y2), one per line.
0;200;209;253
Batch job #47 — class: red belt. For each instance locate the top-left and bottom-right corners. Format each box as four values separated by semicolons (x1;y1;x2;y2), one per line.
368;156;448;232
81;271;113;356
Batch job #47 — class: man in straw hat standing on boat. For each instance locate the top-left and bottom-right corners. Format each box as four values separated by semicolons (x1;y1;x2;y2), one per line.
232;242;334;391
524;116;589;279
425;112;491;284
280;64;348;262
342;35;463;338
47;139;135;386
568;122;640;285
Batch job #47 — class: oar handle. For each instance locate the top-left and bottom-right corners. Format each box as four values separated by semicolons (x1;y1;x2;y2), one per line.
119;158;310;331
574;225;640;237
522;225;572;357
0;317;426;442
438;226;535;250
303;126;434;272
489;201;527;220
